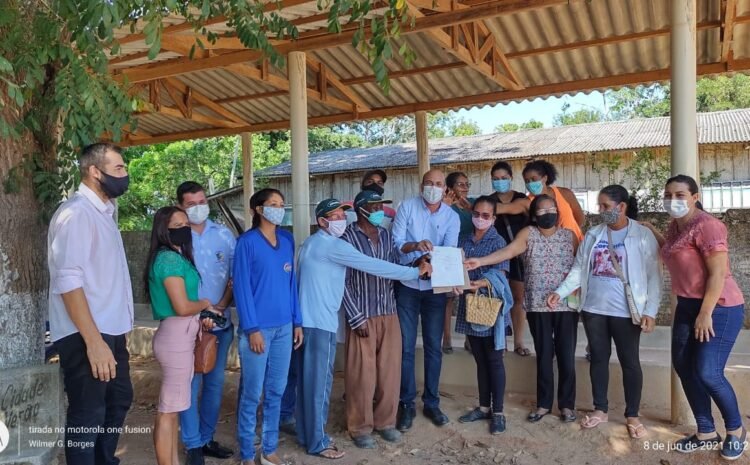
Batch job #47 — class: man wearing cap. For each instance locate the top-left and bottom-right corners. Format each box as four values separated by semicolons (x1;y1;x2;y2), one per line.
341;191;403;449
295;198;432;460
392;168;460;431
344;169;397;227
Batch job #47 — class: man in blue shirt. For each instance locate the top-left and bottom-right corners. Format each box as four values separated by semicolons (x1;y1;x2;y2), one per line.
177;182;236;465
391;168;460;432
296;199;431;460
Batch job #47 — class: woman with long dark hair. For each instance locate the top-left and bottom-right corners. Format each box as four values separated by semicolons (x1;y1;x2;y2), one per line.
465;194;580;424
653;175;746;459
233;188;303;465
145;206;216;465
489;161;531;356
547;185;661;438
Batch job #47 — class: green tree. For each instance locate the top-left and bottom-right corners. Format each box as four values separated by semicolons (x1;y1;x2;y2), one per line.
494;119;543;133
553;103;605;126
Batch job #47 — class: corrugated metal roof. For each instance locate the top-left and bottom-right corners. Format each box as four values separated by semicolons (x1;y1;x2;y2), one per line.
258;109;750;177
109;0;750;144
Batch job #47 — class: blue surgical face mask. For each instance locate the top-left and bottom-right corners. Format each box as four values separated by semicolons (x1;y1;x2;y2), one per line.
526;180;544;196
363;209;385;227
492;179;512;194
261;206;285;226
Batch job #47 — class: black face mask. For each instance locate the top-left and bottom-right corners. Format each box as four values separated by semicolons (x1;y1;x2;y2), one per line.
98;170;130;198
168;226;192;247
362;183;385;196
536;213;558;229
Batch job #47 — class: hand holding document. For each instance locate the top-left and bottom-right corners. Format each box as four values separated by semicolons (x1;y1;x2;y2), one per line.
430;246;470;293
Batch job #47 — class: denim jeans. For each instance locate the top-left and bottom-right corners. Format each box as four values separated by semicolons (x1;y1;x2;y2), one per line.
296;327;337;454
179;325;234;449
237;323;293;459
396;283;448;409
56;333;133;465
280;348;301;425
672;297;744;433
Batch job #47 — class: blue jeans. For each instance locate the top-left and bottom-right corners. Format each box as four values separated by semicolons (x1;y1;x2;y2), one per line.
237;323;293;459
280;348;301;425
179;325;234;449
296;327;336;454
396;283;447;409
672;297;744;433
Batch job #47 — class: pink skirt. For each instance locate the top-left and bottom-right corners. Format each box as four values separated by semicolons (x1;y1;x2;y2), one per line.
153;315;200;413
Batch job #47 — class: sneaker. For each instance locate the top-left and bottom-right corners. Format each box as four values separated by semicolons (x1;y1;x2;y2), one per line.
375;428;401;443
458;407;491;423
721;428;747;461
490;414;506;435
202;440;233;459
185;447;205;465
674;433;722;454
352;434;377;449
423;407;449;427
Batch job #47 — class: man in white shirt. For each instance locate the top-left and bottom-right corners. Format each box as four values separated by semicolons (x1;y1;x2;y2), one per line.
48;143;134;465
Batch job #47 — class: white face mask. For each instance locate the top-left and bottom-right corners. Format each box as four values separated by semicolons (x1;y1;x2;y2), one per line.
663;199;690;218
186;204;209;225
422;186;444;205
325;219;347;238
261;206;285;226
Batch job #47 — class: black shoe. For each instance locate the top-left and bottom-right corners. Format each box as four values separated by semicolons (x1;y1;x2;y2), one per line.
458;407;491;423
397;403;416;432
352;434;377;449
527;410;549;423
279;420;297;436
721;428;747;460
186;447;205;465
423;407;450;427
202;440;233;459
560;410;577;423
490;414;506;434
674;433;722;454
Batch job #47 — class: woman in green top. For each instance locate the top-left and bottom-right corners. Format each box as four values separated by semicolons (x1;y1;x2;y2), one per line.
144;206;217;465
442;171;475;354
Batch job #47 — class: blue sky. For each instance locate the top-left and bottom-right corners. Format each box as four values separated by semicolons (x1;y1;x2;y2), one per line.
457;90;608;134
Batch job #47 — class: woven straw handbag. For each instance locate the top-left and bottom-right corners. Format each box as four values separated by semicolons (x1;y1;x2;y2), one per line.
465;279;503;327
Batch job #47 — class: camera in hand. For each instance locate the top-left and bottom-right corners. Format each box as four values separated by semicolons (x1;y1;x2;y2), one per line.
200;310;228;327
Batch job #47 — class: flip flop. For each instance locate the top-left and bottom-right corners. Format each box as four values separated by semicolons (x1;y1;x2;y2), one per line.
627;423;647;439
514;347;531;356
317;445;345;460
581;414;608;429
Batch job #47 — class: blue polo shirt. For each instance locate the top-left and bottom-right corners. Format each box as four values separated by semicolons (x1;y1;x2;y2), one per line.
392;196;461;291
298;230;419;334
192;220;236;305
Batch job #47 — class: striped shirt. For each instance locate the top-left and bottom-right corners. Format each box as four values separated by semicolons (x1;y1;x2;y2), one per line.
341;222;401;329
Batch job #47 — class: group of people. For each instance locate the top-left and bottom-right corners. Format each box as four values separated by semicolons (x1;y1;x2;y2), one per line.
47;142;747;465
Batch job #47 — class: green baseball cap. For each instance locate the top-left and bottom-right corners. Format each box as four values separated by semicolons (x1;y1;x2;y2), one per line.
315;198;351;218
354;190;393;210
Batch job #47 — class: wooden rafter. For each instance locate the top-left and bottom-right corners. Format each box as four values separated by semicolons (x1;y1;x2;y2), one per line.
114;0;569;83
306;57;371;111
156;105;244;128
120;59;750;147
163;77;248;125
160;79;189;117
721;0;738;63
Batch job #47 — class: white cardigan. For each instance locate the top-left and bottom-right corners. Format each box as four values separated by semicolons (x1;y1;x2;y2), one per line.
554;219;662;318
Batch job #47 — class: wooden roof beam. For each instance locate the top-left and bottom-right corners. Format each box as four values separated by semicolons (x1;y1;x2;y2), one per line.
115;0;569;83
121;59;750;147
306;57;371;111
721;0;738;63
155;105;244;128
164;77;248;125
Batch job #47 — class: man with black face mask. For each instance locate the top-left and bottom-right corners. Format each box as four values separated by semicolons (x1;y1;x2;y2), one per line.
47;143;134;465
345;169;396;227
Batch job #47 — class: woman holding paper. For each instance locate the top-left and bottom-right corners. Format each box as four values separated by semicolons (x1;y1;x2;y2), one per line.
546;185;661;439
465;194;579;424
454;195;511;434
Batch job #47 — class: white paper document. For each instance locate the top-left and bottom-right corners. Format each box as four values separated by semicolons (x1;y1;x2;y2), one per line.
429;246;467;288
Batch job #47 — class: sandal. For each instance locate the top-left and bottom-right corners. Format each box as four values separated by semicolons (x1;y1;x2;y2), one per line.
581;414;608;429
317;444;345;460
627;423;647;439
514;347;531;356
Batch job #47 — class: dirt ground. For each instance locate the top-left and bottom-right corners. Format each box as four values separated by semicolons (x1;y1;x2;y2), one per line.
56;357;745;465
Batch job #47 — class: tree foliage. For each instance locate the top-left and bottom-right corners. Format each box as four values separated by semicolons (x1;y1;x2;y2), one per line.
493;120;544;133
0;0;413;220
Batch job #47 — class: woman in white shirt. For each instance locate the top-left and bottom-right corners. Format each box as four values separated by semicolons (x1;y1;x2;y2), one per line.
547;185;661;439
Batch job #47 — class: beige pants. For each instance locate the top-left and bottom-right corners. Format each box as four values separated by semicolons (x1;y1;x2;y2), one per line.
345;314;402;437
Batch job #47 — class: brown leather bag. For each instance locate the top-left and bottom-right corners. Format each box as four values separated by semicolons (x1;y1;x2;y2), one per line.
194;331;218;374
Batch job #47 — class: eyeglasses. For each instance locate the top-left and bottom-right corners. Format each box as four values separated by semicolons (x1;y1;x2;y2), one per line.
537;207;558;215
454;182;471;189
471;211;493;220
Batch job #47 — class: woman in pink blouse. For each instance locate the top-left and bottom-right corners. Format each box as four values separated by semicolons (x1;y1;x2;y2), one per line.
649;175;746;460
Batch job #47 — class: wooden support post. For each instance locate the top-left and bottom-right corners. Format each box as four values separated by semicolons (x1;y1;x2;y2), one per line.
241;132;254;231
289;51;310;249
416;111;429;177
